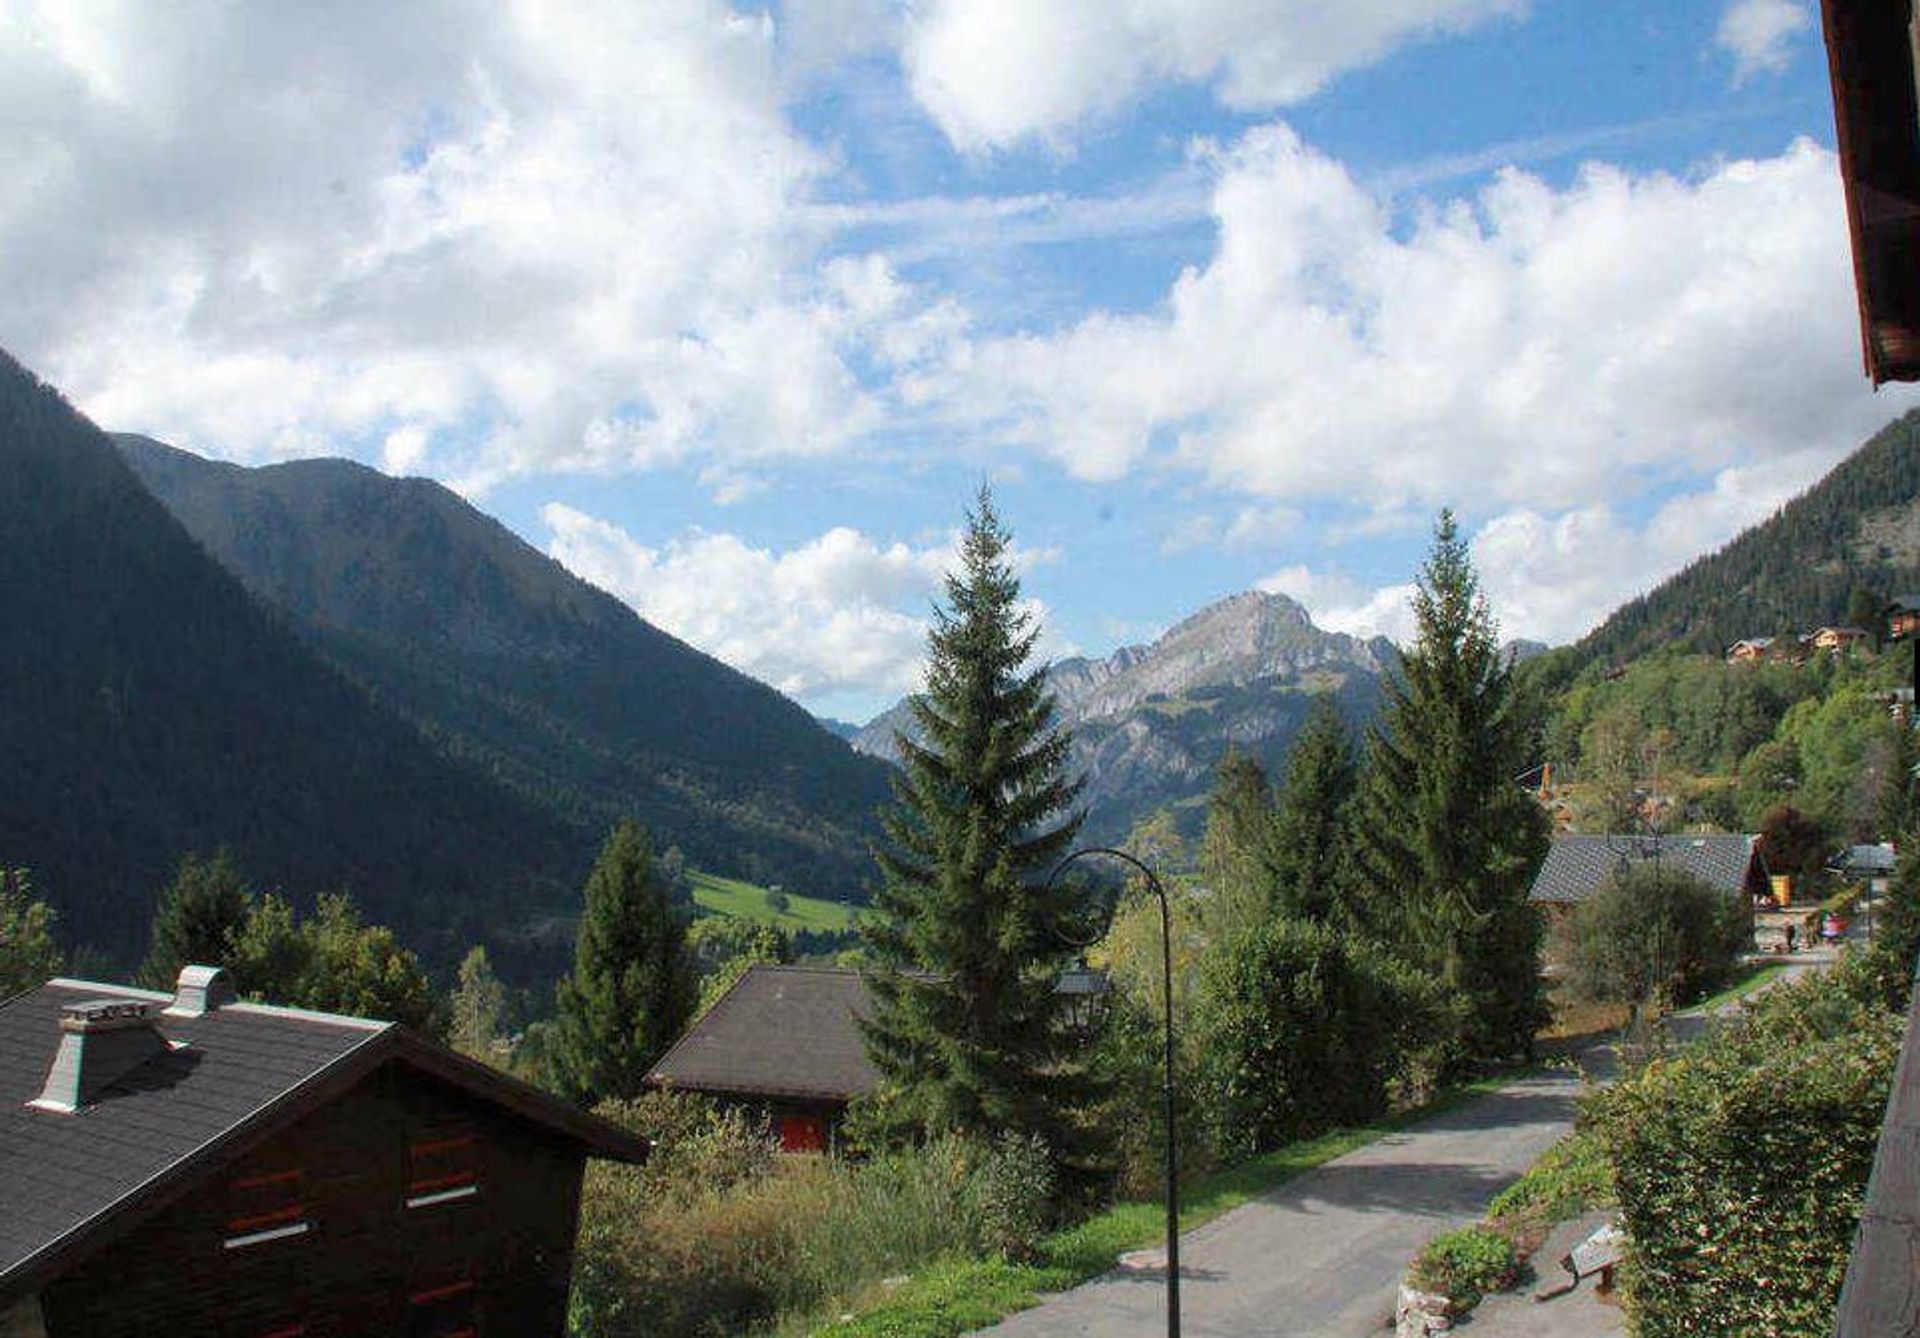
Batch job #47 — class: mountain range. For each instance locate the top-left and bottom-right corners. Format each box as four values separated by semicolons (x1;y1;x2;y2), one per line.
114;434;894;907
0;353;580;971
854;590;1396;845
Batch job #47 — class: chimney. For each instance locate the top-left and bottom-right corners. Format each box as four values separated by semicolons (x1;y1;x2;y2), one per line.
30;999;174;1113
165;964;236;1018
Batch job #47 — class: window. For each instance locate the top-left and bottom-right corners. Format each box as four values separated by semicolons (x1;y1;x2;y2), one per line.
406;1129;480;1209
224;1168;310;1250
408;1276;477;1338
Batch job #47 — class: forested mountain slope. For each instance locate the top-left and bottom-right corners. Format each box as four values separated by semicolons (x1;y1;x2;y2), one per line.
117;435;892;902
1580;411;1920;664
0;352;582;969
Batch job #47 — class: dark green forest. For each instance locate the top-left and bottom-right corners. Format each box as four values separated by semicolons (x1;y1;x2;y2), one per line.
117;434;893;903
0;352;589;974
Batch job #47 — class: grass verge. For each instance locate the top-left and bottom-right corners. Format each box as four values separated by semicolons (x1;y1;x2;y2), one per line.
793;1075;1509;1337
1687;962;1787;1014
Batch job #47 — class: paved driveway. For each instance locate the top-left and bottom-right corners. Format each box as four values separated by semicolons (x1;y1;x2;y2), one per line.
980;952;1829;1338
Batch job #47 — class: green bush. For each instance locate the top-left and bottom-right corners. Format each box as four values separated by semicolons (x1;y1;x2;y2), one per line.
974;1132;1057;1261
1555;863;1748;1010
1192;917;1460;1161
1587;966;1902;1337
1410;1225;1519;1312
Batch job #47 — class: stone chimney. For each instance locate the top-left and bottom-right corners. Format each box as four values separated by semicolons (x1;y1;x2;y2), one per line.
164;964;236;1018
30;999;174;1113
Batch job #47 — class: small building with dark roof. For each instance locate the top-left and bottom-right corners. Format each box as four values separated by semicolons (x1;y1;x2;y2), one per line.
0;967;648;1338
1889;594;1920;641
1528;833;1769;916
646;965;876;1154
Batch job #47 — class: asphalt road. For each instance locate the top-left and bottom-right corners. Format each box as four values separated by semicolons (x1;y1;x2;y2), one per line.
979;952;1828;1338
980;1068;1585;1338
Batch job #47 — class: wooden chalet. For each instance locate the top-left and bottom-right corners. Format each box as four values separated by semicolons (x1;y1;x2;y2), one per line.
1889;594;1920;640
1527;833;1769;922
1803;624;1871;653
646;965;876;1154
1726;636;1777;662
0;966;649;1338
1820;0;1920;383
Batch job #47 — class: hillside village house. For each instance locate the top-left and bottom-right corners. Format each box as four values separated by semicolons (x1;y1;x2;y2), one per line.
1725;636;1775;662
1527;833;1769;924
1803;625;1872;653
1889;594;1920;640
646;965;876;1153
0;966;649;1338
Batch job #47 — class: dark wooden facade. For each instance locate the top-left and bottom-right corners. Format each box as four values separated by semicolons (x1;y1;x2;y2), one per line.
36;1061;585;1338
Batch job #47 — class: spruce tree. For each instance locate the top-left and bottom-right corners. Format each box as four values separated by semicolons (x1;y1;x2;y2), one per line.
1351;512;1549;1059
550;820;696;1105
860;487;1092;1152
138;849;252;987
1270;696;1359;926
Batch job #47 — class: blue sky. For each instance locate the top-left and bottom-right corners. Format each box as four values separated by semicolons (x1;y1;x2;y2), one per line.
2;0;1912;722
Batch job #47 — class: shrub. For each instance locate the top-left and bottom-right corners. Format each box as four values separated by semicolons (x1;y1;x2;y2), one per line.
1587;966;1902;1337
974;1132;1056;1261
1409;1225;1519;1312
1555;863;1748;1010
1192;917;1459;1160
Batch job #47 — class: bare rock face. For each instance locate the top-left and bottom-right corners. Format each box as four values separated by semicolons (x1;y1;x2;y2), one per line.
852;589;1395;843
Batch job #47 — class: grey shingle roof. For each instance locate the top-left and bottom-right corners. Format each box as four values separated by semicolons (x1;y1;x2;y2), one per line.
0;976;648;1301
647;965;877;1103
1528;833;1762;905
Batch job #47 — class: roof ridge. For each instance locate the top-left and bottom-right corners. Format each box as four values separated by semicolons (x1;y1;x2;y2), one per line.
46;978;389;1032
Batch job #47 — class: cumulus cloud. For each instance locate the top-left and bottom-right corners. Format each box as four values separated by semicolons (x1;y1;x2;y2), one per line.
541;504;1070;709
1272;453;1824;648
900;0;1521;151
1716;0;1811;84
923;125;1913;516
0;2;888;491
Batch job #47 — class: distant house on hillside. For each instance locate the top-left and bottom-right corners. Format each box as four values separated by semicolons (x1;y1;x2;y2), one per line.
1889;595;1920;640
1528;833;1769;919
1803;625;1872;654
647;965;877;1154
0;967;648;1338
1726;637;1776;662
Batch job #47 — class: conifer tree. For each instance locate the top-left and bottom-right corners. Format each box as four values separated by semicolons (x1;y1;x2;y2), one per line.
1270;696;1359;926
860;487;1093;1151
550;820;696;1105
1199;748;1277;939
449;945;508;1060
1351;512;1549;1059
0;868;63;996
139;849;251;987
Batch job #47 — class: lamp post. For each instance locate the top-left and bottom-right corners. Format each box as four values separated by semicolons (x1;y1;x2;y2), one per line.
1046;846;1181;1338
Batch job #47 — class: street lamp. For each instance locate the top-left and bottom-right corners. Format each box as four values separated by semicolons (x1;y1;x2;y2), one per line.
1045;846;1182;1338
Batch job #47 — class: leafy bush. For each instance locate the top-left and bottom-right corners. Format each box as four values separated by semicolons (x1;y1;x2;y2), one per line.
1192;917;1460;1160
1555;863;1748;1010
975;1132;1056;1261
1587;965;1902;1337
1409;1225;1519;1312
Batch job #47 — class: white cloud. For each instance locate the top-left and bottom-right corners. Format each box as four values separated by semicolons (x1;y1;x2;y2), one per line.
541;504;1072;708
922;126;1916;517
543;505;949;703
1716;0;1811;84
1274;452;1827;648
900;0;1522;152
0;2;887;492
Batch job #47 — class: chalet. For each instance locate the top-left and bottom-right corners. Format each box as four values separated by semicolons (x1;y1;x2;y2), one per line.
1803;625;1872;654
1726;636;1776;662
1528;833;1769;920
0;967;649;1338
646;965;875;1154
1889;595;1920;641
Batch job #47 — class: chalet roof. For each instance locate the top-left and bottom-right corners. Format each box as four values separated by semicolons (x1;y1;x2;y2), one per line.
1819;2;1920;384
1836;843;1901;875
647;965;877;1104
1889;594;1920;613
1528;834;1763;906
1728;636;1775;652
0;975;649;1301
